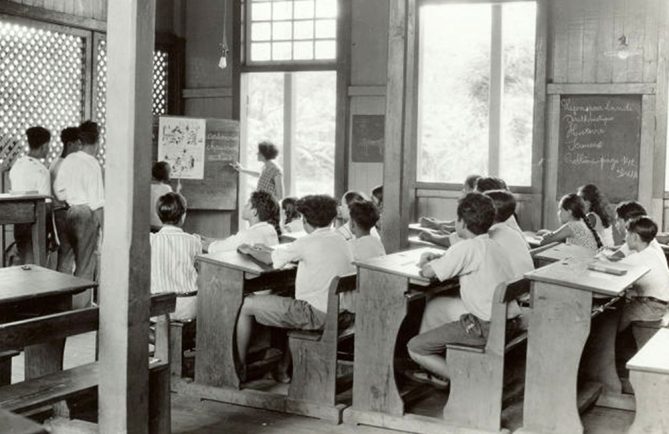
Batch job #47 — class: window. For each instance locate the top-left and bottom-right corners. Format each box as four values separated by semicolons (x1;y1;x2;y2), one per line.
0;21;87;166
417;1;536;186
242;71;336;197
245;0;337;64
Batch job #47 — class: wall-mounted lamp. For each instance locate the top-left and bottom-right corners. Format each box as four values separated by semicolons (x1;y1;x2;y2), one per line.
218;1;229;70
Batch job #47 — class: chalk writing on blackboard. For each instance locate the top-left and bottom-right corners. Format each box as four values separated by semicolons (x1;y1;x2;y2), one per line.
557;95;641;203
351;115;384;163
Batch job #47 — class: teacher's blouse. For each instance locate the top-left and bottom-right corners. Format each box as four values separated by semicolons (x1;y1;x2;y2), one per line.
257;160;282;199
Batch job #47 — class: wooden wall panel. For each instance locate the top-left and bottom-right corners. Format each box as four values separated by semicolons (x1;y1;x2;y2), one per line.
6;0;105;19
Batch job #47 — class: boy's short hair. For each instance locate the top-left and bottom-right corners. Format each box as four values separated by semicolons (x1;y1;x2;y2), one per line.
349;200;380;232
152;161;171;182
26;126;50;150
483;190;516;223
296;195;338;228
626;216;657;244
156;192;187;225
343;190;368;206
258;141;279;160
60;127;79;158
616;201;647;221
475;176;508;193
456;192;496;235
78;120;100;145
249;191;280;224
371;185;383;202
282;197;300;222
464;174;482;191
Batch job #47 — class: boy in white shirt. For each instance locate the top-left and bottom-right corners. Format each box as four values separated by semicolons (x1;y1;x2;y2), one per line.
205;191;280;253
614;216;669;333
348;200;386;261
237;195;355;379
407;193;517;388
150;193;202;321
54;121;104;306
9;126;51;264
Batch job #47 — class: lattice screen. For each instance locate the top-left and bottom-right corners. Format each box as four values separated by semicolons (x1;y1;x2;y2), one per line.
94;38;169;165
0;22;86;167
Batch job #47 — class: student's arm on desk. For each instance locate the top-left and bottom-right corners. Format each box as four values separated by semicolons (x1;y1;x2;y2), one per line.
417;251;444;278
238;243;274;265
419;231;452;248
538;223;571;245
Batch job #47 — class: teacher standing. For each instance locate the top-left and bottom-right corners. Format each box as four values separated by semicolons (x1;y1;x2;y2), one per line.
233;141;284;200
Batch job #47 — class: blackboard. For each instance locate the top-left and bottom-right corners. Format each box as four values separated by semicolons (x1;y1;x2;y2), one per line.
557;95;641;203
152;117;239;210
351;115;384;163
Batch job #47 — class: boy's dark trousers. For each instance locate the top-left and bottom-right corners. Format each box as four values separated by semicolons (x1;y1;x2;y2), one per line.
66;205;100;308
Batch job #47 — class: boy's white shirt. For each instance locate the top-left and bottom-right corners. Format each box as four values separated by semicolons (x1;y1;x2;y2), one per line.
208;221;279;253
9;155;51;199
619;242;669;301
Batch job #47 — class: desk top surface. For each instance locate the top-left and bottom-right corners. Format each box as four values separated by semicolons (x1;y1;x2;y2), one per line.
196;249;276;274
0;266;96;304
627;328;669;374
533;243;595;263
0;193;49;202
525;257;649;296
355;247;442;285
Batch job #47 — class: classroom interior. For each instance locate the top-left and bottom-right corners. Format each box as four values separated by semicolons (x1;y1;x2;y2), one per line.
1;0;669;433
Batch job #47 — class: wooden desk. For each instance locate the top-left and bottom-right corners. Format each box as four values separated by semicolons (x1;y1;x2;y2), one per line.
0;194;48;266
519;258;649;434
0;266;95;379
344;248;461;432
532;242;594;266
522;231;542;249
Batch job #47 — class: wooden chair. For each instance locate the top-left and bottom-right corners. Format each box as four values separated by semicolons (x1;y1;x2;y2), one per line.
286;274;356;422
529;241;559;268
0;293;175;434
442;278;530;433
626;328;669;434
170;318;196;378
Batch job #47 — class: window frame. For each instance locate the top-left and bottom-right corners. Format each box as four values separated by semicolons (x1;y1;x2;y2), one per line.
414;0;546;195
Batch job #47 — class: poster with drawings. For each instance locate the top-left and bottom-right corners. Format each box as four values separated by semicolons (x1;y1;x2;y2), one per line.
157;116;206;179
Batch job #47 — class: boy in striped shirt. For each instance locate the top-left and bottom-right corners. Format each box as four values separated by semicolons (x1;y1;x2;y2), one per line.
150;192;202;320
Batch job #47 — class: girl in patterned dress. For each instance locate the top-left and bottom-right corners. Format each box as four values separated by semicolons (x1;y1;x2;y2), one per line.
538;193;602;252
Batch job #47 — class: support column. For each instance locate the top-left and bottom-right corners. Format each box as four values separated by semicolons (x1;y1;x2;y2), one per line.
99;0;155;432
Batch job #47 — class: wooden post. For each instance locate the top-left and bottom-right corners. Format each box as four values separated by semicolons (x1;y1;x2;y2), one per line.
99;0;155;432
381;0;417;253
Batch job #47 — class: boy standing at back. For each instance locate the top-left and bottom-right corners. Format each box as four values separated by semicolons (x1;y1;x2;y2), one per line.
54;121;104;306
407;193;517;388
237;195;355;378
9;126;52;264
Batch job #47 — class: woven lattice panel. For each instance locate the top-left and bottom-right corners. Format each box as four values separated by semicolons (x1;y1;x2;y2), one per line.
0;22;86;166
94;38;169;165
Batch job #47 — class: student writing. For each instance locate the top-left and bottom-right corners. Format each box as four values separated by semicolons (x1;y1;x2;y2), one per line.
538;193;601;252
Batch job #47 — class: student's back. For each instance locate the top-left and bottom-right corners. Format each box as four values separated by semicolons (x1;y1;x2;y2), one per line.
489;223;533;279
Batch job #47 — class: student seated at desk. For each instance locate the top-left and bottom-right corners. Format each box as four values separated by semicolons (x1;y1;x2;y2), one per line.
281;197;304;233
237;195;355;380
337;190;380;241
538;193;602;252
577;184;615;247
602;201;662;260
150;192;202;321
406;193;519;388
205;191;280;253
609;216;669;333
150;161;176;232
419;174;481;232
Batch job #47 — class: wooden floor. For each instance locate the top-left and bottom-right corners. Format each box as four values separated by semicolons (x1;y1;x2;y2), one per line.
11;332;635;434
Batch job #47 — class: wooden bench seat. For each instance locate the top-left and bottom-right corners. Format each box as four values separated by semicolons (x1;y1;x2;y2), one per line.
0;408;46;434
442;277;530;433
286;273;356;422
626;328;669;433
0;293;175;433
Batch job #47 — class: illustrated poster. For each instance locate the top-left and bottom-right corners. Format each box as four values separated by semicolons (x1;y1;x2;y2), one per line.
157;116;206;179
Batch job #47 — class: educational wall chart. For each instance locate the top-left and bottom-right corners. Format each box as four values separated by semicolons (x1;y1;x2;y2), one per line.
157;116;206;179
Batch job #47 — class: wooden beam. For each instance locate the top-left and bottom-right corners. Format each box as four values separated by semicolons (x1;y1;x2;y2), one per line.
334;0;352;199
99;0;155;432
181;87;234;99
382;0;417;253
546;83;657;94
0;0;106;32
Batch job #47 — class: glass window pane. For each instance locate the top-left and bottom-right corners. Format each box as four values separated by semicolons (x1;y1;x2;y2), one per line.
314;40;335;59
273;1;293;20
315;0;337;18
315;19;336;39
500;2;536;187
244;73;285;196
293;41;314;60
294;0;315;19
294;20;314;39
272;41;292;60
251;22;271;41
251;42;271;61
273;21;292;40
251;2;272;21
417;4;491;183
294;71;336;196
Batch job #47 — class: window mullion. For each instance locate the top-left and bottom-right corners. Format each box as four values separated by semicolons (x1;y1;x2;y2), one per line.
283;72;297;196
489;4;503;177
